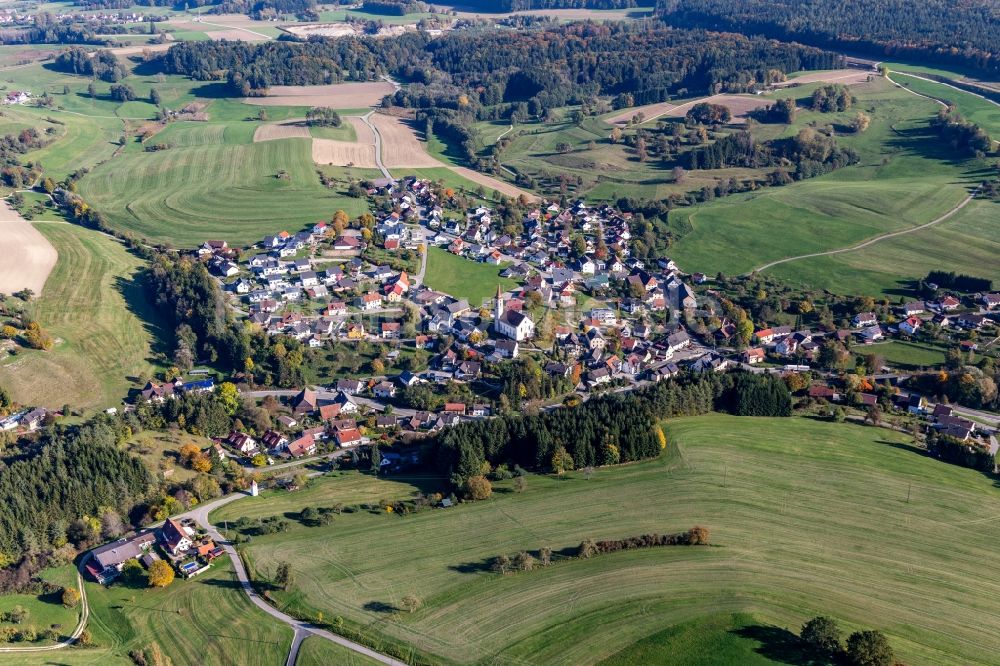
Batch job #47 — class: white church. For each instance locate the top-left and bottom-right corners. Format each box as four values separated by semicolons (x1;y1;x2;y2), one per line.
493;284;535;341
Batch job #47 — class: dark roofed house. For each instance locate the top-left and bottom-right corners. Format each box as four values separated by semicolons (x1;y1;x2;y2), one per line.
161;518;193;556
293;388;318;414
87;532;157;583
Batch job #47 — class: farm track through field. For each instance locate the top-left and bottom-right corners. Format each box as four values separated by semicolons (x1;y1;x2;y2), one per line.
0;567;88;653
749;187;980;274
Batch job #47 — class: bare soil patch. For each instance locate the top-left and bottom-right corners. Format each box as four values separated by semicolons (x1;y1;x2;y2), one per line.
254;119;312;142
312;138;378;168
370;114;442;168
608;94;768;126
247;82;395;108
0;201;57;295
775;69;875;87
285;23;357;38
103;42;173;58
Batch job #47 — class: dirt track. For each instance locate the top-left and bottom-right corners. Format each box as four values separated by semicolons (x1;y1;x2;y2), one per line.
607;94;767;126
774;69;875;87
248;82;396;108
0;200;57;295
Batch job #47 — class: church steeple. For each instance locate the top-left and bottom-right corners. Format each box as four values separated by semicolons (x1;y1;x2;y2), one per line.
494;284;504;326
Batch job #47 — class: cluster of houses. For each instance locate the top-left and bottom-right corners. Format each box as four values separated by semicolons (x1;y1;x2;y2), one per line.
86;516;223;584
2;91;30;105
740;294;998;366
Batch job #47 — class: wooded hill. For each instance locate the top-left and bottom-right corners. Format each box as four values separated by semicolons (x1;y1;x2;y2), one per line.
656;0;1000;74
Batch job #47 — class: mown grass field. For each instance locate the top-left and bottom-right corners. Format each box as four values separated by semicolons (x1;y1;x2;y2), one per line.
297;635;383;666
228;415;1000;665
853;340;949;370
887;69;1000;137
668;78;989;293
15;558;293;666
77;132;370;246
0;223;165;412
423;246;517;307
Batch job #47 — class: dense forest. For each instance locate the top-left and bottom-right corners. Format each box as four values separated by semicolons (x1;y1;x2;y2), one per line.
433;371;790;484
0;419;153;581
148;254;306;387
159;22;839;105
656;0;1000;74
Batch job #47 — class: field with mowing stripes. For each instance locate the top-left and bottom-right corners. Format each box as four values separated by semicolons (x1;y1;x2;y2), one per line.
14;559;293;666
221;415;1000;665
0;223;166;412
77;130;370;246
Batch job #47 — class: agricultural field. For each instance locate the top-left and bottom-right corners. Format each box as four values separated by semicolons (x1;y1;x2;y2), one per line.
223;415;1000;665
14;558;293;666
423;246;517;306
77;132;371;246
0;223;166;413
667;78;991;293
0;200;57;295
885;67;1000;137
767;197;1000;296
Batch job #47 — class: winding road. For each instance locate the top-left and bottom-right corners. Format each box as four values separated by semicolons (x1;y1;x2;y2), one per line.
747;187;980;275
0;567;89;654
180;493;407;666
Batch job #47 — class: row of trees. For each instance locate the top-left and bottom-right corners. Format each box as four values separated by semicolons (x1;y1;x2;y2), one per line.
682;127;859;177
433;371;791;486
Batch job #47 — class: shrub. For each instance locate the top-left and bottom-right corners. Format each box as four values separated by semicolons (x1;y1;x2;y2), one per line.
61;586;80;608
465;475;492;500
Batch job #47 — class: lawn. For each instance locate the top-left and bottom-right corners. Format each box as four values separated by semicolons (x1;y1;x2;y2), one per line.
15;558;293;666
853;340;950;370
668;78;988;292
423;246;517;307
297;635;383;666
0;223;167;413
228;415;1000;665
211;470;441;524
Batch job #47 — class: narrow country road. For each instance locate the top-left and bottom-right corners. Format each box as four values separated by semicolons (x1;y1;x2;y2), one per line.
362;110;393;181
0;567;88;653
748;188;979;275
179;493;408;666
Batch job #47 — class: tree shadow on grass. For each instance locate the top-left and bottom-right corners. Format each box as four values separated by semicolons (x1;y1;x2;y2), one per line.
363;600;399;614
114;270;172;361
732;625;829;665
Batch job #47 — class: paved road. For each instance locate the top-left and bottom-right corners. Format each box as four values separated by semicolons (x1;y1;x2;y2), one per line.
180;493;408;666
748;188;979;274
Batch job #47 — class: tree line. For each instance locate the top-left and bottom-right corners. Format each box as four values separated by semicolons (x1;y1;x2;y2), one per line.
929;107;992;157
433;371;791;485
656;0;1000;75
52;48;128;83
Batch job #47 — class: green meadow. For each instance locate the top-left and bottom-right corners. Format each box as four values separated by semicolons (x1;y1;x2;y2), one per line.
0;222;166;413
423;246;517;306
218;415;1000;665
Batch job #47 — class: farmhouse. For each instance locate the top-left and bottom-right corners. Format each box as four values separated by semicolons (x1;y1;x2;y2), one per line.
161;518;193;556
86;531;157;583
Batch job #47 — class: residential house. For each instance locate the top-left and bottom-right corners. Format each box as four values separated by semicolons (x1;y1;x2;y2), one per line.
899;316;922;336
292;388;318;415
335;428;363;448
287;434;317;458
161;518;193;556
226;431;257;455
853;312;877;327
86;532;157;583
742;347;765;365
373;381;396;399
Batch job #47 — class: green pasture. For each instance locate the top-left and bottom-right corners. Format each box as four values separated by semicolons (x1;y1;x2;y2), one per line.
15;558;293;666
668;79;988;291
227;415;1000;665
297;635;383;665
768;198;1000;296
211;471;439;524
0;223;166;413
423;246;516;306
